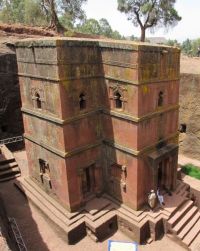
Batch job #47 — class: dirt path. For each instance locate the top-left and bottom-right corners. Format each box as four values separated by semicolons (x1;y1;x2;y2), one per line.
180;55;200;75
179;154;200;168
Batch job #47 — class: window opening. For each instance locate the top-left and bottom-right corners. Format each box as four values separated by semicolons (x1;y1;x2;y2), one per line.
79;93;86;110
115;92;122;109
35;92;42;109
39;159;49;176
158;91;164;107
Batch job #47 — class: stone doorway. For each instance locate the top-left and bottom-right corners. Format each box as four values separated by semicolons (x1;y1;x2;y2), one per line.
148;144;178;192
157;158;171;190
81;164;95;198
157;161;163;188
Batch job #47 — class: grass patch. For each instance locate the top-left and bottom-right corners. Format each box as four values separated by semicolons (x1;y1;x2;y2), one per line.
182;164;200;180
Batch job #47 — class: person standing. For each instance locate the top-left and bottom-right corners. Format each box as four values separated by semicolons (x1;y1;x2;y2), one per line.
157;188;165;206
148;190;157;210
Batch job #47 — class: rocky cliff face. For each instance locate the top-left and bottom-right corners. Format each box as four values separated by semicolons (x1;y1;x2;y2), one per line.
0;46;24;140
179;73;200;160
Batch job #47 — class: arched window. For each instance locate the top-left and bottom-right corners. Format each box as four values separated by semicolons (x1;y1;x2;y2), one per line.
115;92;122;109
79;93;86;110
35;92;42;109
158;91;164;107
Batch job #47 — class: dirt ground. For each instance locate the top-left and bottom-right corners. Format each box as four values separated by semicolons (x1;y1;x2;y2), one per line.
0;150;191;251
180;55;200;75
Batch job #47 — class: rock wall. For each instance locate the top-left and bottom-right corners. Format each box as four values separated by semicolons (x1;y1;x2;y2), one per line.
179;73;200;160
0;47;24;140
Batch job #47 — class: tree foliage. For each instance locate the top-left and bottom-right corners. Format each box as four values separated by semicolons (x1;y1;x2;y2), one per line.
166;39;179;47
77;18;124;39
39;0;87;31
0;0;87;32
117;0;181;41
77;18;101;35
181;38;200;57
181;39;192;56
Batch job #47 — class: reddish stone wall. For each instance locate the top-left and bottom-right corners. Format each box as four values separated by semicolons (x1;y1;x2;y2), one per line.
25;139;70;209
16;39;180;211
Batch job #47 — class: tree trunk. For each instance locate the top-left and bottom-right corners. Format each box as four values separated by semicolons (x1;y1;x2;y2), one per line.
49;0;65;33
140;27;146;42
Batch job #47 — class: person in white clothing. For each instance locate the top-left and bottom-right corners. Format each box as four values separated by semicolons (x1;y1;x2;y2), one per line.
157;188;165;206
148;190;157;210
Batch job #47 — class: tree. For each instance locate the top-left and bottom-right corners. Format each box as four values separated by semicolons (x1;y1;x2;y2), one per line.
191;38;200;57
0;0;87;32
77;18;124;39
117;0;181;42
77;18;101;35
0;0;26;24
181;39;192;56
24;0;47;26
40;0;87;32
166;39;179;47
99;18;113;37
111;30;124;40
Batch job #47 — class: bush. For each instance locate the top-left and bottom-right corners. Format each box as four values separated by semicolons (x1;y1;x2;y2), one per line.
182;164;200;180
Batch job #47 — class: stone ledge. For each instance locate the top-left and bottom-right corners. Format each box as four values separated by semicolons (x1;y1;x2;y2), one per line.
21;104;179;126
14;177;191;245
24;132;178;159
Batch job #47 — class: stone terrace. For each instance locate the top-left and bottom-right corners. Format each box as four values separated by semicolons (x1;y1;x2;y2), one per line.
15;176;200;250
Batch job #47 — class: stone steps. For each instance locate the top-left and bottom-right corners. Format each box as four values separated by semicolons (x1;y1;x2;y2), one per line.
176;182;190;195
85;204;115;222
0;161;18;171
15;177;119;243
0;173;21;182
178;212;200;240
17;178;86;228
182;218;200;247
173;206;198;234
24;177;80;220
0;145;21;182
15;179;89;244
189;232;200;251
168;200;194;227
166;193;200;251
15;180;70;227
0;167;20;176
0;160;20;182
103;194;144;217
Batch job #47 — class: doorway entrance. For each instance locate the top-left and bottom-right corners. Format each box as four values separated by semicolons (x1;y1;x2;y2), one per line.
157;161;163;188
157;158;172;191
81;165;95;197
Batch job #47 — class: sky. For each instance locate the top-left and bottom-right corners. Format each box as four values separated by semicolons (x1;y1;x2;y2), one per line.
83;0;200;42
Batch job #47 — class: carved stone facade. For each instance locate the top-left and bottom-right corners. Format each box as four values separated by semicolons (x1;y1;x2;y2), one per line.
15;39;180;212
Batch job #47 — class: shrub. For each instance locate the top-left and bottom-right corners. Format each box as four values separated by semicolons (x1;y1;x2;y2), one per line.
182;164;200;180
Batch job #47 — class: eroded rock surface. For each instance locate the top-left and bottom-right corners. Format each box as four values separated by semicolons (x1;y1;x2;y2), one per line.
0;45;23;140
179;73;200;160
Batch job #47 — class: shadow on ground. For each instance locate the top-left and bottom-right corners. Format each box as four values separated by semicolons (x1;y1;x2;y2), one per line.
0;178;50;251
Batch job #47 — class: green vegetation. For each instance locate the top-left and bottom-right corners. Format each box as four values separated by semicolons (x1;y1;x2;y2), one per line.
0;0;125;39
117;0;181;41
76;18;125;39
182;164;200;180
181;38;200;57
0;0;87;32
